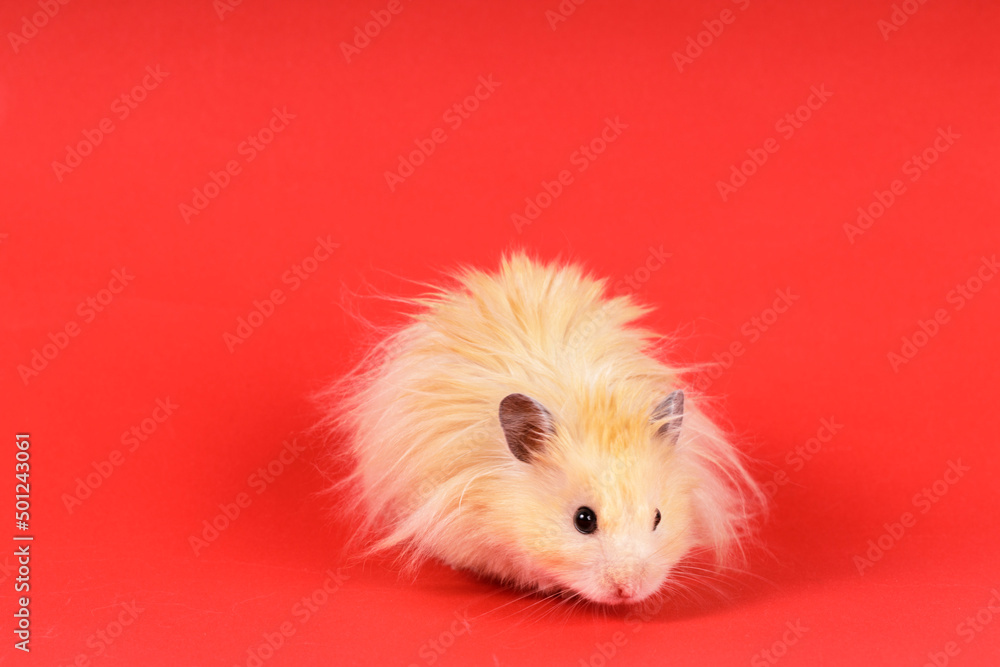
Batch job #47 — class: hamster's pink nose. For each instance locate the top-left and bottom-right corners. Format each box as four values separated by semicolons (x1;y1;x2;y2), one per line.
615;583;637;600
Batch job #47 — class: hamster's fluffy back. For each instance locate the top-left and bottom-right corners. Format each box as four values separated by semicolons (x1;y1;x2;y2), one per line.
320;253;762;584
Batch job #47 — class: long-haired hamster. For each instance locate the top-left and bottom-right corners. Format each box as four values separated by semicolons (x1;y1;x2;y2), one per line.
320;253;763;605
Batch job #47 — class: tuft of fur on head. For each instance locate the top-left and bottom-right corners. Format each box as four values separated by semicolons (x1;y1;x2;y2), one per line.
316;252;766;604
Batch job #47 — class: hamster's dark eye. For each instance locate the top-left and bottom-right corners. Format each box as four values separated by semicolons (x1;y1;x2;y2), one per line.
653;509;661;530
574;506;597;534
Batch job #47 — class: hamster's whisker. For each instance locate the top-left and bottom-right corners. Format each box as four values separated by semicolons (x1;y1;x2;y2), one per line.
491;590;568;631
673;560;776;588
472;588;541;621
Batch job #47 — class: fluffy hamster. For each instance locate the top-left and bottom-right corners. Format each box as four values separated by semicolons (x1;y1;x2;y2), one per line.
321;253;763;605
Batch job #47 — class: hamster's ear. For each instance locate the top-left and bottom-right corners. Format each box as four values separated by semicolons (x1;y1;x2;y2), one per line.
499;393;554;463
652;390;684;444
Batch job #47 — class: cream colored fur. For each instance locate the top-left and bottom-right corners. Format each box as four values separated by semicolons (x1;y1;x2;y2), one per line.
318;253;763;605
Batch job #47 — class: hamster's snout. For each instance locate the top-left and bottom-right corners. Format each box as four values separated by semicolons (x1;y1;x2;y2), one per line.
614;582;638;601
602;560;649;604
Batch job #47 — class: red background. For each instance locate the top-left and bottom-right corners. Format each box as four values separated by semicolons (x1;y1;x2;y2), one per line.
3;0;999;665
